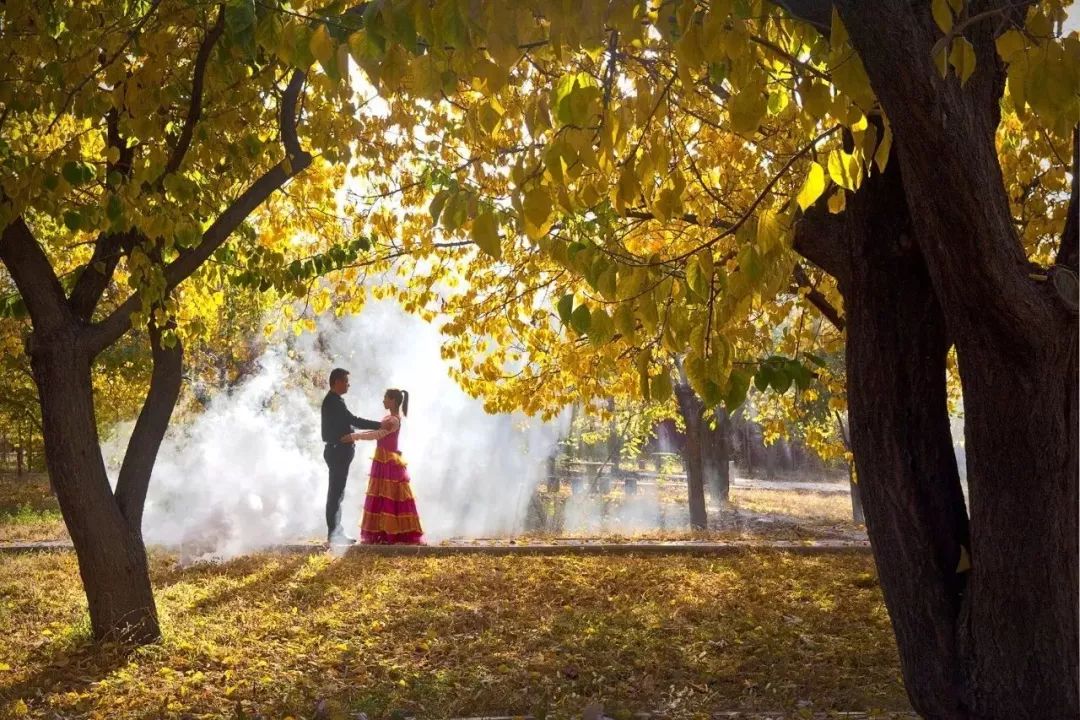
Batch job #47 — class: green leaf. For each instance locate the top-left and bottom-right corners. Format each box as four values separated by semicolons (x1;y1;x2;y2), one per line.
789;361;815;390
63;210;82;232
753;365;772;392
570;304;591;336
106;194;122;222
725;369;752;410
589;307;614;344
613;303;636;339
771;366;792;393
62;161;93;186
225;0;257;59
796;161;827;211
557;294;575;325
471;210;501;260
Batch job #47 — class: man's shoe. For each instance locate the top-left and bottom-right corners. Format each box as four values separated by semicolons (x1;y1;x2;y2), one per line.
328;533;356;546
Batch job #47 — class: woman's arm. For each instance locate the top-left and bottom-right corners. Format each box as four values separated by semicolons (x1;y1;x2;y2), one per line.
352;416;399;441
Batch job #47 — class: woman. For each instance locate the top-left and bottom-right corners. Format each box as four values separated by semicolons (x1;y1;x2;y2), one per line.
348;388;423;544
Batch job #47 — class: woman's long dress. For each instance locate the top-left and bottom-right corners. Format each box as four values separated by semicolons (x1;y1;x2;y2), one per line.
359;415;423;544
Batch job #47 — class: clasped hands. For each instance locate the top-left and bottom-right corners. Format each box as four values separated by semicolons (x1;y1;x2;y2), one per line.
339;432;362;443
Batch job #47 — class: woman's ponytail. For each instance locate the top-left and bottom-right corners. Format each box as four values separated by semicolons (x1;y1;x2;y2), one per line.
401;389;409;417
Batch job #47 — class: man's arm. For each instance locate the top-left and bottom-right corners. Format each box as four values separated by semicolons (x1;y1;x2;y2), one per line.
350;414;382;431
343;399;381;431
354;415;398;441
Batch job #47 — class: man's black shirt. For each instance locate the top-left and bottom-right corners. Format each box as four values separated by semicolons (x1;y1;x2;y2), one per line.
321;391;380;443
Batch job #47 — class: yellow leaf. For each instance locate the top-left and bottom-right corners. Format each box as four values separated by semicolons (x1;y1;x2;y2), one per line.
949;37;977;86
931;0;953;33
827;187;846;214
756;208;784;252
12;699;28;716
799;80;831;119
827;150;861;191
523;188;552;229
471;210;502;260
310;24;334;65
933;42;949;79
995;29;1026;62
874;118;893;173
796;161;827;211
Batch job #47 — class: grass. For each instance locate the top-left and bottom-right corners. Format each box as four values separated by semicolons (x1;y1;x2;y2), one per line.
0;550;909;719
0;473;67;543
730;488;856;527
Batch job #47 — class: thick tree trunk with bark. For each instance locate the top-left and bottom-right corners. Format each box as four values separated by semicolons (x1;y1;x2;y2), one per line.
675;382;708;530
832;3;1079;716
782;2;1078;714
29;331;160;643
837;160;974;718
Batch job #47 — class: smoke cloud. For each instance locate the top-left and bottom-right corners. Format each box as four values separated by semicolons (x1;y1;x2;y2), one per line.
106;301;566;558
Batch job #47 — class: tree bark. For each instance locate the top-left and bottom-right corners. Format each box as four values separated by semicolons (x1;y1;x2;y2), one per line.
842;159;973;719
833;3;1079;716
29;331;159;643
675;382;708;530
796;151;973;717
703;407;731;505
114;322;184;529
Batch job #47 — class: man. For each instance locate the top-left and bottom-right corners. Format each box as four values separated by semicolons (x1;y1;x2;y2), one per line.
321;368;381;545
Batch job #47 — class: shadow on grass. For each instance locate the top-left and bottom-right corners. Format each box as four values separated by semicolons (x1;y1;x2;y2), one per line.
0;635;137;711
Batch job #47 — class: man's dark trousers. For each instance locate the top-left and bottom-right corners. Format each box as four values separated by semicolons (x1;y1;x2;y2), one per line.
323;443;355;537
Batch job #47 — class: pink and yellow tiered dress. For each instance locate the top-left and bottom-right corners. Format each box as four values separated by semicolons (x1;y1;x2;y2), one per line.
357;415;423;544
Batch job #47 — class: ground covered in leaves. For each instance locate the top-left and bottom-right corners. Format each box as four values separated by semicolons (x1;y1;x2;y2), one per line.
0;550;909;719
0;473;862;546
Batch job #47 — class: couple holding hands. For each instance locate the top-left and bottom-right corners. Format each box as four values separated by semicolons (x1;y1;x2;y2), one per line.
319;368;423;546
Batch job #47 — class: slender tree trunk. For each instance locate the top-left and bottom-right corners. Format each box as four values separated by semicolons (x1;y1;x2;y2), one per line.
703;408;731;505
848;464;865;525
675;382;708;530
29;332;159;643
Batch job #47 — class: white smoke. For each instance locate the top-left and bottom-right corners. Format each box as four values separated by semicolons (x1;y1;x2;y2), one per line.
107;301;567;558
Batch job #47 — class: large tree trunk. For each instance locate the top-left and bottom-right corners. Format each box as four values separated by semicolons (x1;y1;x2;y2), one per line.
838;159;974;718
674;382;708;530
833;3;1079;716
29;330;160;644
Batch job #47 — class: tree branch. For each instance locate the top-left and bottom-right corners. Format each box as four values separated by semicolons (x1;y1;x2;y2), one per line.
793;263;845;331
156;5;226;185
67;232;136;321
0;216;71;334
67;110;139;321
87;70;313;356
792;195;851;288
113;321;183;531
